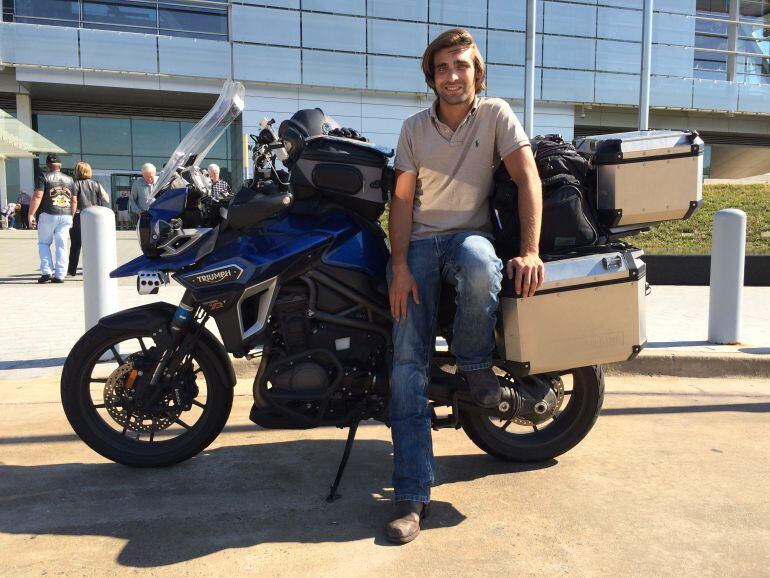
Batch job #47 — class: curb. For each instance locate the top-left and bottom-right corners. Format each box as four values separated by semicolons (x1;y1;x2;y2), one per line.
606;350;770;378
229;351;770;381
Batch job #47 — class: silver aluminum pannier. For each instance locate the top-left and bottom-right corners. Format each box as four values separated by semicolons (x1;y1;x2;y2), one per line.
574;130;704;233
496;249;647;375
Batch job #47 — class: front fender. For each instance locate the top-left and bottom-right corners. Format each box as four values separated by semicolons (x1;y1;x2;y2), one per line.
98;302;237;389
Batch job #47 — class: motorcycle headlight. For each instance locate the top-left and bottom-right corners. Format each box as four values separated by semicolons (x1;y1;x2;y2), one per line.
138;212;160;258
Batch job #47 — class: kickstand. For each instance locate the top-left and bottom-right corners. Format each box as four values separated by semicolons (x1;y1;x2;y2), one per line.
326;420;360;502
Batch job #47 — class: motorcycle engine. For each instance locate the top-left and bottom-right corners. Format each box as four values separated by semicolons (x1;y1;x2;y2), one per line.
254;284;388;424
269;360;329;395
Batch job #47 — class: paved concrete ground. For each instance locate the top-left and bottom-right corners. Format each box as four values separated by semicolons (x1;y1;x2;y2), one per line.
1;228;769;576
0;373;768;576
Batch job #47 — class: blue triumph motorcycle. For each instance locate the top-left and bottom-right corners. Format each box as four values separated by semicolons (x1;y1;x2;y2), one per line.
61;82;603;498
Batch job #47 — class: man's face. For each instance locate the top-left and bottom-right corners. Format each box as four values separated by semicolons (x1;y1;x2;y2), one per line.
209;169;220;182
143;170;155;184
432;45;479;106
121;192;127;198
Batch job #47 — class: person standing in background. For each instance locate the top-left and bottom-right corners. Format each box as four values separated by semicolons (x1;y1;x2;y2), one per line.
207;163;231;200
18;191;31;229
130;163;156;223
28;153;77;283
116;191;130;230
68;161;109;277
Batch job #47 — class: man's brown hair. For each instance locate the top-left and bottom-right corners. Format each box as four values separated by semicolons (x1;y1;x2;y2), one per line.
421;28;486;95
75;161;93;180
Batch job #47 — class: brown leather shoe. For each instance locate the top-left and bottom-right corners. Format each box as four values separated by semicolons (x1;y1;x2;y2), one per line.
385;501;430;544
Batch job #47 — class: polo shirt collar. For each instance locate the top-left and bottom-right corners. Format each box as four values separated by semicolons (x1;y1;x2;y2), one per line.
430;96;481;131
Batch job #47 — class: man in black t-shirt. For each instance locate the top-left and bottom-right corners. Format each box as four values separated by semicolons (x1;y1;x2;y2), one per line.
28;154;77;283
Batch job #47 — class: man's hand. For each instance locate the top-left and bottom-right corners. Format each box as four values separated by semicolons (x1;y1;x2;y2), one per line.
389;264;420;321
506;252;544;298
28;214;36;229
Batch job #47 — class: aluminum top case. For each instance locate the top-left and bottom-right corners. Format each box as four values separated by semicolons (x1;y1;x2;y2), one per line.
496;249;647;375
574;130;704;233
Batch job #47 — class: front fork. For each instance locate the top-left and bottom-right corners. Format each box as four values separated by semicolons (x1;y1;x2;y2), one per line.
139;291;205;407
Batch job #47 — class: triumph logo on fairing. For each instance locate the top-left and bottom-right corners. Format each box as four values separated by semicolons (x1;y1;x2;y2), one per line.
187;265;244;287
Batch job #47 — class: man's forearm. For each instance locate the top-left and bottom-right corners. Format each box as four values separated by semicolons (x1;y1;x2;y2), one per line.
517;176;542;256
71;197;78;217
28;192;42;218
388;194;414;270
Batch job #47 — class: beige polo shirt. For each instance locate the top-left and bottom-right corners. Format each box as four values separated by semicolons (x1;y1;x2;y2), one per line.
395;97;530;239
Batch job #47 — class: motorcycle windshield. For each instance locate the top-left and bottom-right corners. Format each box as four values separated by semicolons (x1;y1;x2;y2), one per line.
151;80;245;198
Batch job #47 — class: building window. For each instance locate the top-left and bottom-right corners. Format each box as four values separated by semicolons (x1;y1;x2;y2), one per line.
695;0;770;84
4;0;228;40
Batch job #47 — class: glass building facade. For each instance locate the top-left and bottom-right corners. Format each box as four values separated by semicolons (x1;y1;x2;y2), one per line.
2;0;228;40
1;0;770;191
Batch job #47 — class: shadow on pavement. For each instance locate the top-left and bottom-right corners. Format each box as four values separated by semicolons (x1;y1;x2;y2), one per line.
0;273;41;284
739;347;770;355
0;357;67;370
646;340;711;348
0;438;554;566
603;402;770;415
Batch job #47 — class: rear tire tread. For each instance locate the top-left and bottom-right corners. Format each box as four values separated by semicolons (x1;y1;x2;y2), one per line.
460;365;605;462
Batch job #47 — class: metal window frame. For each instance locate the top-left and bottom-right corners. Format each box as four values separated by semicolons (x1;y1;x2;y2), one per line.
5;0;229;40
695;0;770;82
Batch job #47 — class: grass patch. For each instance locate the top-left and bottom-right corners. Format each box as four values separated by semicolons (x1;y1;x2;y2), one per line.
631;184;770;255
378;184;770;255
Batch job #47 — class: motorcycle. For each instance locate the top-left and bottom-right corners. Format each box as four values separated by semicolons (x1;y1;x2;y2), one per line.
61;81;607;500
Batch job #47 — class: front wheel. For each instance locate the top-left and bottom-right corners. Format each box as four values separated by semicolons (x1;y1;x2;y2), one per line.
61;322;233;467
460;365;604;462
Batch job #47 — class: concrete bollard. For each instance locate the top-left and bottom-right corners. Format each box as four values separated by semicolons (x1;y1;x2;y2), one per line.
81;206;120;331
708;208;746;344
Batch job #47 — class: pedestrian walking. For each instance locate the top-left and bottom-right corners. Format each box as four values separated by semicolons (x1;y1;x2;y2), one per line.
27;153;77;283
18;191;31;229
130;163;156;223
208;163;231;200
68;161;109;277
115;191;130;229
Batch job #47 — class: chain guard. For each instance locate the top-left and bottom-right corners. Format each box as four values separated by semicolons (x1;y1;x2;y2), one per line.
103;359;182;433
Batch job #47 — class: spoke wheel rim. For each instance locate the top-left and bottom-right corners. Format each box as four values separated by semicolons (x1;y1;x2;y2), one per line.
81;332;213;447
485;370;586;444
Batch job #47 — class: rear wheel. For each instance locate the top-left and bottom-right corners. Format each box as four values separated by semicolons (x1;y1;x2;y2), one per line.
460;365;604;462
61;323;233;467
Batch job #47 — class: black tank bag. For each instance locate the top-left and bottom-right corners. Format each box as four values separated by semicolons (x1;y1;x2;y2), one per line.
492;134;601;259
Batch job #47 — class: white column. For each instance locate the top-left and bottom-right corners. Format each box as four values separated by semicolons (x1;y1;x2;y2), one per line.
638;0;654;131
708;209;746;344
0;157;7;210
81;207;120;330
15;93;35;195
524;0;537;138
726;0;739;82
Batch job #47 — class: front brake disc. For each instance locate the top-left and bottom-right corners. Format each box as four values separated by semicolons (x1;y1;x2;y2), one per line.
104;359;181;433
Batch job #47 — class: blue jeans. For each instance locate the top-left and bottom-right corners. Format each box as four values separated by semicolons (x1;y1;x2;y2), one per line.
37;212;73;279
388;232;502;503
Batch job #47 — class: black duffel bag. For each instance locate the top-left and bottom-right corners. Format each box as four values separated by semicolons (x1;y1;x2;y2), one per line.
492;134;601;259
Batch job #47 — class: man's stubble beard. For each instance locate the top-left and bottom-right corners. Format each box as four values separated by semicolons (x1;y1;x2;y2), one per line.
436;83;476;107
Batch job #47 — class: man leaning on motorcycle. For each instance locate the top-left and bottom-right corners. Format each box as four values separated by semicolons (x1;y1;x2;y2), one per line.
385;28;544;544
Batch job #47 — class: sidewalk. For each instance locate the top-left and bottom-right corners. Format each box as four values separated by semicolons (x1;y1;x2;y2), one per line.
0;280;767;380
1;228;768;380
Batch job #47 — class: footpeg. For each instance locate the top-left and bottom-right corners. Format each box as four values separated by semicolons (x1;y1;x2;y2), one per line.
431;393;461;430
